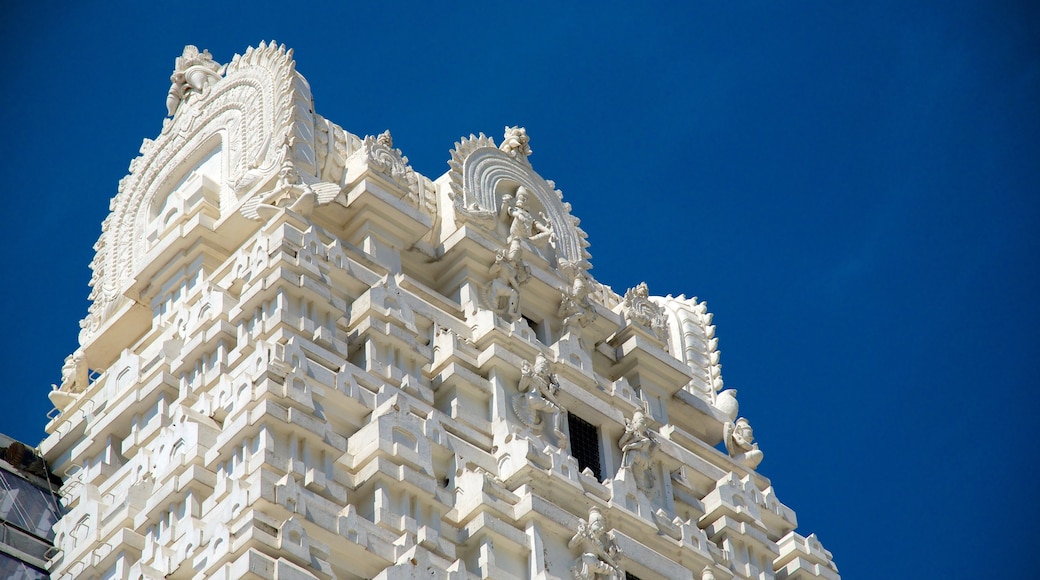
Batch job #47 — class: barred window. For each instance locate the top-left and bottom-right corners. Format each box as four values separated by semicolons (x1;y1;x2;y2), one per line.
568;412;601;480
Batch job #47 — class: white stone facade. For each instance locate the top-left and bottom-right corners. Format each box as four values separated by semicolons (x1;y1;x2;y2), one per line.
41;43;838;580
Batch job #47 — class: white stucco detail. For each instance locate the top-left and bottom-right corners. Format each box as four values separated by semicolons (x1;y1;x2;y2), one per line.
43;44;838;580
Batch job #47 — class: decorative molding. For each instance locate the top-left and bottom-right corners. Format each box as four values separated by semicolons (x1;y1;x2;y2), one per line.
82;42;323;344
656;294;727;406
446;128;591;268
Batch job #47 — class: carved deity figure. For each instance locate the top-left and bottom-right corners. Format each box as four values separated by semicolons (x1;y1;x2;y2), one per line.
723;417;763;469
256;157;317;218
501;187;554;264
485;249;530;322
482;187;551;321
500;125;532;159
558;260;597;334
618;409;658;493
568;507;622;579
512;353;567;450
49;348;89;412
166;45;222;117
58;348;87;393
621;282;669;341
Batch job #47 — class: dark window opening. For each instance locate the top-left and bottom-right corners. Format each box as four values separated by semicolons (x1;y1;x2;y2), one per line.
520;314;545;344
626;573;643;580
568;412;601;480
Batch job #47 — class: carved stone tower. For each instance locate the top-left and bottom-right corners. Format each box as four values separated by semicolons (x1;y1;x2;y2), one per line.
41;44;838;580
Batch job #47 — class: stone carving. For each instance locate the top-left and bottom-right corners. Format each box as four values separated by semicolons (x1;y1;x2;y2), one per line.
446;133;499;226
58;348;87;393
86;42;309;345
568;506;622;579
715;389;739;421
622;282;669;341
502;186;554;264
618;409;658;493
166;46;223;117
701;566;717;580
361;130;420;198
53;43;840;580
499;125;532;160
446;130;592;269
256;157;318;219
723;417;763;469
255;141;342;220
512;353;567;450
480;187;554;321
49;348;88;412
558;259;597;334
656;295;727;404
483;248;531;322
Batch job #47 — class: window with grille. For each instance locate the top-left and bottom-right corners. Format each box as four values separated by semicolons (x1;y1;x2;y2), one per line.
567;412;601;480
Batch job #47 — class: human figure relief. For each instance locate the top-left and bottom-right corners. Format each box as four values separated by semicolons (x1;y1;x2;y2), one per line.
558;260;596;334
568;507;622;580
256;157;317;218
500;187;554;264
484;248;530;322
723;417;764;469
49;348;88;412
512;353;567;450
618;409;658;493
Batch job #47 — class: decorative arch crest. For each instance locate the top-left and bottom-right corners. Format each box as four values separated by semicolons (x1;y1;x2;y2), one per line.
446;130;591;267
82;42;322;345
654;295;725;406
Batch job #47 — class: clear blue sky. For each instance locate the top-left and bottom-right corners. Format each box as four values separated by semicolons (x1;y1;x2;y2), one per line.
2;2;1037;577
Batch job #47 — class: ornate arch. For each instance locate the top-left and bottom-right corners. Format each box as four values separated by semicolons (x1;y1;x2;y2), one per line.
82;42;319;344
446;132;591;267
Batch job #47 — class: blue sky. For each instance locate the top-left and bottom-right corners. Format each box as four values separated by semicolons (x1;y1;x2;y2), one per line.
1;2;1037;577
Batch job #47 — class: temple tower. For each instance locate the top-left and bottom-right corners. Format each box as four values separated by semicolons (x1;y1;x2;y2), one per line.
40;44;838;580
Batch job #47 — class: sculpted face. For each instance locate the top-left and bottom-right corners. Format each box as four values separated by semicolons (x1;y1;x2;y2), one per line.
534;354;551;376
589;514;605;534
735;422;753;443
279;162;299;184
632;411;648;432
515;188;529;208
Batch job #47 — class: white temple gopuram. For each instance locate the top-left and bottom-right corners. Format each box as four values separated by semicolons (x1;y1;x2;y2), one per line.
40;43;839;580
